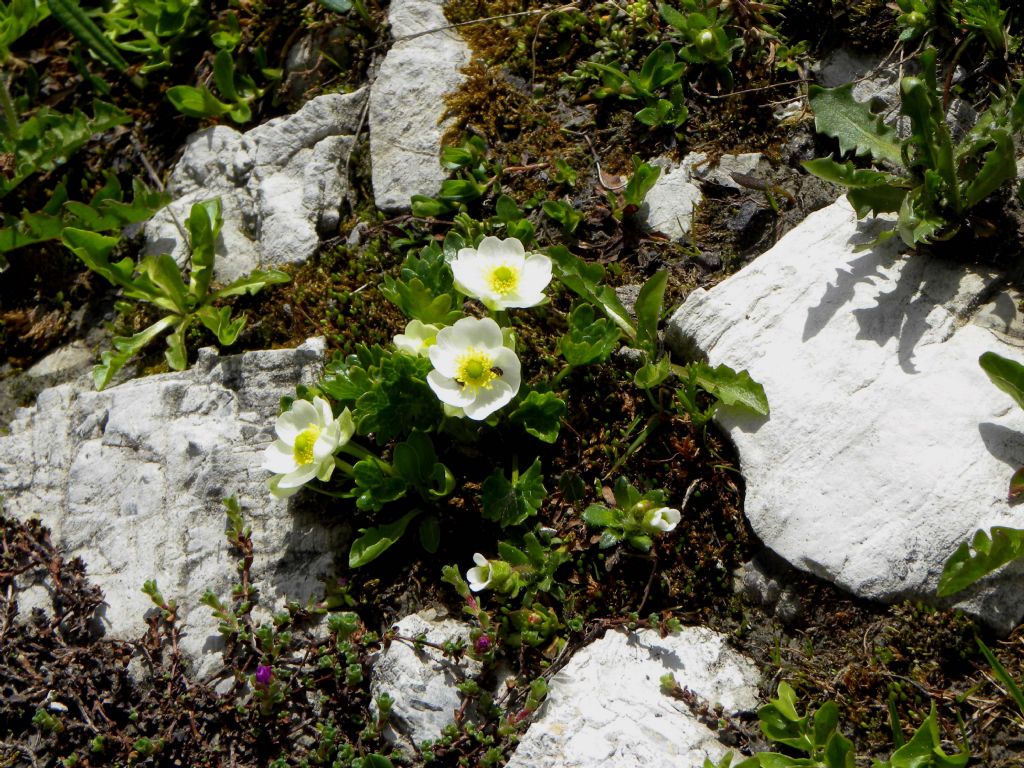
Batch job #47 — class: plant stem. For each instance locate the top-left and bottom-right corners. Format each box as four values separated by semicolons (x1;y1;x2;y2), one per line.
0;72;19;141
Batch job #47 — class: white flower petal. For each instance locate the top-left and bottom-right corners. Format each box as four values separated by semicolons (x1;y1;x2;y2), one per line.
276;462;319;490
313;422;341;460
315;458;335;482
450;316;503;349
275;410;306;443
476;235;519;259
263;440;299;474
473;553;488;567
428;344;461;378
463;380;515;420
427;370;474;407
269;474;303;499
337;408;355;445
312;396;334;427
467;564;492;591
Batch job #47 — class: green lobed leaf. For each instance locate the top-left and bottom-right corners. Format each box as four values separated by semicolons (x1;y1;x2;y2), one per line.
353;459;408;512
481;458;546;528
195;305;245;346
1;101;131;198
559;303;621;367
634;355;671;390
508;390;566;443
353;350;442;441
807;83;903;166
692;362;770;416
582;504;620;528
938;526;1024;596
349;511;419;568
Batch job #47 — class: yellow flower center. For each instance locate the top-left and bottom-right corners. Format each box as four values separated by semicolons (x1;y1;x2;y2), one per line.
293;424;321;465
486;264;519;295
455;349;498;391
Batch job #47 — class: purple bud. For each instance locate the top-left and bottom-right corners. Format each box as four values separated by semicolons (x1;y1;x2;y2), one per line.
475;634;492;653
255;664;272;686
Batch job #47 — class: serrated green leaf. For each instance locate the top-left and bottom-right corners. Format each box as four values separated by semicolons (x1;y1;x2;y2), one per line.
692;362;770;416
962;129;1016;209
508;390;566;443
213;269;290;299
938;526;1024;596
808;83;902;166
165;320;189;371
349;511;419;568
353;459;408;512
93;316;178;390
196;305;245;345
559;303;621;366
582;504;619;527
481;458;546;528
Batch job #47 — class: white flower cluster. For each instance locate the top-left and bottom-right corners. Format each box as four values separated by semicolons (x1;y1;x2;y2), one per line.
394;236;553;421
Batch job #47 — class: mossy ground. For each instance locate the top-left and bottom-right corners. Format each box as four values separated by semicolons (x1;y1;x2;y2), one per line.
3;0;1024;766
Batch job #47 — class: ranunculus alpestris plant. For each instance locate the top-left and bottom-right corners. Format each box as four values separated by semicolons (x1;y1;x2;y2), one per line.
451;235;552;311
427;316;522;420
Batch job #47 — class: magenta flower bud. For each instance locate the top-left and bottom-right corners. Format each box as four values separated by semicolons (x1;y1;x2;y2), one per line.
475;634;492;653
255;664;272;686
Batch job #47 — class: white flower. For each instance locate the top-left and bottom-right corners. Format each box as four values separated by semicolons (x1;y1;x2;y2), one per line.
393;319;440;357
263;396;355;499
451;236;552;311
427;316;521;420
467;553;493;592
645;507;681;533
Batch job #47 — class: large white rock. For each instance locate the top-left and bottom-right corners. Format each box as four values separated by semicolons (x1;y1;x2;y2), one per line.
666;198;1024;631
145;90;367;283
368;0;471;212
506;627;759;768
370;610;481;755
0;339;346;676
640;152;763;241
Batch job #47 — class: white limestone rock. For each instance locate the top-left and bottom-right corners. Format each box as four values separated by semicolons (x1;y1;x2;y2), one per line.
370;610;481;755
0;339;347;677
666;198;1024;631
640;152;764;241
369;0;471;212
145;90;367;283
505;627;759;768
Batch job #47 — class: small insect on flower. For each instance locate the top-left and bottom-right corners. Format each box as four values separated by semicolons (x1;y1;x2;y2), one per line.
427;317;521;420
263;396;355;498
451;236;552;311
